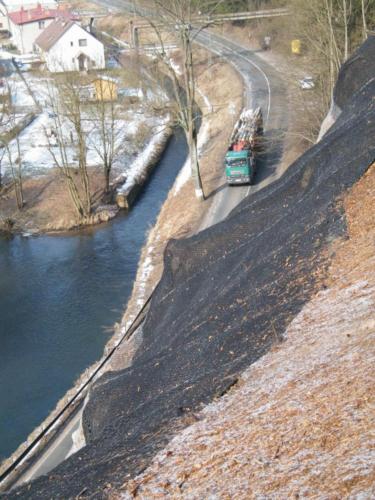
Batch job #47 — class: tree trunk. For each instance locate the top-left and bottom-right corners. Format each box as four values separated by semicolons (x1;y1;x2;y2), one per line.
324;0;336;96
343;0;349;61
14;137;24;210
361;0;368;40
187;125;204;200
15;172;23;210
105;165;110;194
182;27;204;201
66;173;86;218
78;135;91;216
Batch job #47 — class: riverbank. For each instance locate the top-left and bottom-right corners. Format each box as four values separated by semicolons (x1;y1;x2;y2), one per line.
0;104;172;235
0;129;188;480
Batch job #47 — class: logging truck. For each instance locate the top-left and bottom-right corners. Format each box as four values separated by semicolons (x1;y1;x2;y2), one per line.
225;107;263;185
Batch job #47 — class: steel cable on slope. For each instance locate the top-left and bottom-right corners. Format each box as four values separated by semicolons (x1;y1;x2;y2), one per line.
0;290;154;489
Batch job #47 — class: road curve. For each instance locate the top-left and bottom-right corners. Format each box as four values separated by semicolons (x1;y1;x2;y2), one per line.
197;31;287;227
97;0;287;226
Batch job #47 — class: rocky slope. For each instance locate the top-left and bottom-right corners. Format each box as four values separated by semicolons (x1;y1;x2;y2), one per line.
6;37;375;499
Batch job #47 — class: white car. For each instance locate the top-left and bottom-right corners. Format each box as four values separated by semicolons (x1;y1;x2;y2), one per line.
299;76;315;90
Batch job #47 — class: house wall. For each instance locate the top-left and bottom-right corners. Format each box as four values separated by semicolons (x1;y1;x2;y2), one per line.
1;1;56;33
44;23;105;72
9;18;53;53
94;79;118;101
0;7;9;32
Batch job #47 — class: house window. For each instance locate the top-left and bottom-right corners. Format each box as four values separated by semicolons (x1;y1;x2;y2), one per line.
78;39;87;47
38;21;45;29
72;57;75;62
70;41;73;46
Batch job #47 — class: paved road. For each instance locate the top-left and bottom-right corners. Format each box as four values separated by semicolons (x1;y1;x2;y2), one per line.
10;3;287;489
197;31;286;227
16;408;83;486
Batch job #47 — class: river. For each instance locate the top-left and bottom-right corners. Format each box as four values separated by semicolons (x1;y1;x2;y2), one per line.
0;131;187;461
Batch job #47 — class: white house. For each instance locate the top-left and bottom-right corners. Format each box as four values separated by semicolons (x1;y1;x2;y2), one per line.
0;0;57;34
7;5;77;54
35;20;105;72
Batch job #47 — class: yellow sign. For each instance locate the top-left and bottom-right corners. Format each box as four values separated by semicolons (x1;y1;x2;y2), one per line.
291;39;301;55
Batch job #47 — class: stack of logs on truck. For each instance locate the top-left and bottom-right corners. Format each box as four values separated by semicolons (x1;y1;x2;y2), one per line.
225;107;263;185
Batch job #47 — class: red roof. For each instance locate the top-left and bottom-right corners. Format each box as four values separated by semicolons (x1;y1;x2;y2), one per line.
9;4;79;26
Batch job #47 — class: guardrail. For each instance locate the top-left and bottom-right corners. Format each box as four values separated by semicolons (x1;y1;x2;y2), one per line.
130;8;290;48
71;9;108;18
205;8;290;22
0;290;154;490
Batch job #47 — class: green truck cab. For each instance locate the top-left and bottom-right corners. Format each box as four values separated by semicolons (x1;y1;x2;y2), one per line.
225;149;256;185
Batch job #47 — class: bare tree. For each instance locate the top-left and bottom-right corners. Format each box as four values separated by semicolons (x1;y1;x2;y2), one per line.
137;0;221;200
276;0;372;145
0;146;5;189
5;138;24;210
0;80;11;190
86;78;124;194
0;124;5;192
290;0;372;100
361;0;368;39
44;75;92;219
4;86;24;209
340;0;352;61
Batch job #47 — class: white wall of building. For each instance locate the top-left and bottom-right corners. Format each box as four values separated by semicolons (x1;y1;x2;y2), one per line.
0;7;9;32
9;17;53;53
43;24;105;72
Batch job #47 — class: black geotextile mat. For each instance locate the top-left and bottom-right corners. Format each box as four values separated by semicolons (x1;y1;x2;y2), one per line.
7;38;375;499
333;35;375;109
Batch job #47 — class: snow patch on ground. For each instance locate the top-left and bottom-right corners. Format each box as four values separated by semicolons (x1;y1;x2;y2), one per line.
115;120;170;193
169;58;182;76
173;91;212;195
197;87;213;113
2;74;168;182
136;246;155;307
0;49;14;60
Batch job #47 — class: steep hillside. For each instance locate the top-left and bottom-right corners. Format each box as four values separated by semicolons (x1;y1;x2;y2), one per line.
6;37;375;499
118;162;375;498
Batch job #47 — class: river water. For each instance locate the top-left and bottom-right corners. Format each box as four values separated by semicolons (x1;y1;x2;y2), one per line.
0;131;187;461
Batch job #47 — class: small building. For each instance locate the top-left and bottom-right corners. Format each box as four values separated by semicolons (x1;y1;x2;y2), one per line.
0;0;57;33
77;77;118;102
93;76;118;101
35;19;105;73
291;39;301;55
7;4;77;54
